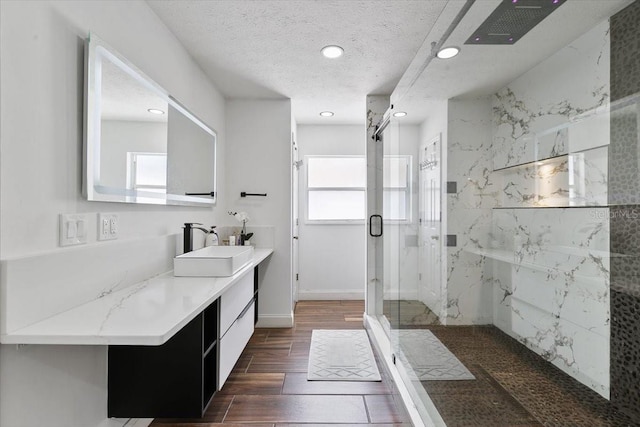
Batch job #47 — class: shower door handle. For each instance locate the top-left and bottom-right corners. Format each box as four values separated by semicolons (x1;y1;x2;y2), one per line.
370;215;383;237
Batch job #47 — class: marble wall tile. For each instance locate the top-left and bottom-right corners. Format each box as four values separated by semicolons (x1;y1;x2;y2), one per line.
445;246;493;325
492;21;610;170
448;98;499;211
481;20;614;397
511;297;610;396
489;207;610;397
491;260;514;332
446;98;495;324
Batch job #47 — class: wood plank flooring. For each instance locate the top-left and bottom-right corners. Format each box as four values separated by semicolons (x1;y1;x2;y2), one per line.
152;300;411;427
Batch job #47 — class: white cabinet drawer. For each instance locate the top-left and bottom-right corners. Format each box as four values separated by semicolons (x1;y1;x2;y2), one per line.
220;272;254;337
219;301;255;388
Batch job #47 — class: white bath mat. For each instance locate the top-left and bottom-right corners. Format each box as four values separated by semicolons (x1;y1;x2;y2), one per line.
394;329;475;381
307;329;381;381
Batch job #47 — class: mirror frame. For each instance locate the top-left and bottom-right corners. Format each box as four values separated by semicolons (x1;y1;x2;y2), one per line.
83;33;217;206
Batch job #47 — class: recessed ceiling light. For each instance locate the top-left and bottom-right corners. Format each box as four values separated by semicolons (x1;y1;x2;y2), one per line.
436;46;460;59
319;111;334;117
321;45;344;59
393;112;407;117
147;108;165;115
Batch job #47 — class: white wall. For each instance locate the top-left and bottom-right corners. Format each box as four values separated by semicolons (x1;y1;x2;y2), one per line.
297;125;366;299
0;1;227;426
226;99;293;326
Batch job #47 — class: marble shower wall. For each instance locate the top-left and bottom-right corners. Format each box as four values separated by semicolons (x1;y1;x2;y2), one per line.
446;98;496;325
484;21;612;397
493;20;610;171
490;208;610;396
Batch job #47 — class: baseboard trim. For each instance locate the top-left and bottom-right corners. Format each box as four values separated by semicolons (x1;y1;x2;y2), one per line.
256;313;294;328
298;290;365;300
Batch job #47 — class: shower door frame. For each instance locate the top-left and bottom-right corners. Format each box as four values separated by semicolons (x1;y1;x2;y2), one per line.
364;108;446;427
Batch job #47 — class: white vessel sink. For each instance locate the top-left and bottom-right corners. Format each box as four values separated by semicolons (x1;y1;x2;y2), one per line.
174;245;254;277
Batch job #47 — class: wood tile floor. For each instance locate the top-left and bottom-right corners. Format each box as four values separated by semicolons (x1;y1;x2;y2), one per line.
152;300;412;427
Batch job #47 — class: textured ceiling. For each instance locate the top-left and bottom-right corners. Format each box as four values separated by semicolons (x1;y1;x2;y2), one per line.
147;0;634;125
393;0;635;119
146;0;449;124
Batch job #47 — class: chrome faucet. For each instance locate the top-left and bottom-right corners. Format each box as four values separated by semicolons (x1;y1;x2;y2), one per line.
183;222;209;253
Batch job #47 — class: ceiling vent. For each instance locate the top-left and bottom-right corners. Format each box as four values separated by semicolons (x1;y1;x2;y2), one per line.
465;0;567;45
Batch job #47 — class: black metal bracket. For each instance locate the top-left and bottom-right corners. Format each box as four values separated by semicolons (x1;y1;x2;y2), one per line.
185;192;216;197
241;192;267;197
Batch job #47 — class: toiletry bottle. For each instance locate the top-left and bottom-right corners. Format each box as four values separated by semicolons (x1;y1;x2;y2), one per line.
205;226;219;246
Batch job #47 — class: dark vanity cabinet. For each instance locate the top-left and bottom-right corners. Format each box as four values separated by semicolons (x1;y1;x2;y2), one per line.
108;299;219;418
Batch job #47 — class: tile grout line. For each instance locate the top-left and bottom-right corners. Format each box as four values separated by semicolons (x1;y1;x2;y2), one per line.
220;394;235;423
244;355;254;373
362;394;372;423
280;372;287;395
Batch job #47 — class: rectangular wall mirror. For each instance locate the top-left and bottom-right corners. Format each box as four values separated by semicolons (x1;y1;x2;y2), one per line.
83;33;217;206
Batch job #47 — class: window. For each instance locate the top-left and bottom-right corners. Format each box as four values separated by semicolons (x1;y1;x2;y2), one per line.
126;152;167;194
383;155;411;222
306;156;366;222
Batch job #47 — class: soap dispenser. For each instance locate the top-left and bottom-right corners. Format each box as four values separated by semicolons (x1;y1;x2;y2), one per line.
205;226;219;246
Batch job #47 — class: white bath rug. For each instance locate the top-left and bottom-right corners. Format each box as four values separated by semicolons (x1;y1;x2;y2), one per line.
393;329;475;381
307;329;381;381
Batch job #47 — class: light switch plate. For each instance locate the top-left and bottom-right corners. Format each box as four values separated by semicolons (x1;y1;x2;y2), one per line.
59;214;88;247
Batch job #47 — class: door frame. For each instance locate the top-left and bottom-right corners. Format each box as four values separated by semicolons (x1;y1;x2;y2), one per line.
291;132;300;304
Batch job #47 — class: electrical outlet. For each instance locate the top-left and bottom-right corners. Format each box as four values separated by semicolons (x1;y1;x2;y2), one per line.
102;218;109;238
110;216;118;234
98;213;118;241
59;214;88;247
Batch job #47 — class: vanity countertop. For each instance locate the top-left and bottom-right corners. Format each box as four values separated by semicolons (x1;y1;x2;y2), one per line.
0;248;273;346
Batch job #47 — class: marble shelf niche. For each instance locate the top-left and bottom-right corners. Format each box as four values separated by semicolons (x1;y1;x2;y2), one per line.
492;113;609;209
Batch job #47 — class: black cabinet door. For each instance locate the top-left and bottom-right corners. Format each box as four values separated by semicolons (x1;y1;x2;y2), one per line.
108;312;205;418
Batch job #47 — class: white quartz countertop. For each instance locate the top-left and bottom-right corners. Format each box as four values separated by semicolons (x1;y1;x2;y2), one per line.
0;249;273;346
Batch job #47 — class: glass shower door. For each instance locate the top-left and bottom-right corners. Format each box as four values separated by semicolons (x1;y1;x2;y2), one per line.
382;118;401;333
386;107;448;426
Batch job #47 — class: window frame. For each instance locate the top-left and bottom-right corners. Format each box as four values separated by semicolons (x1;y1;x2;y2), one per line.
126;152;168;194
383;154;412;224
304;155;367;225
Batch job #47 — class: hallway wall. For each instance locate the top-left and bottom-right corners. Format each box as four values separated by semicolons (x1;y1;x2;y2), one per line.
297;125;366;299
226;99;293;326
